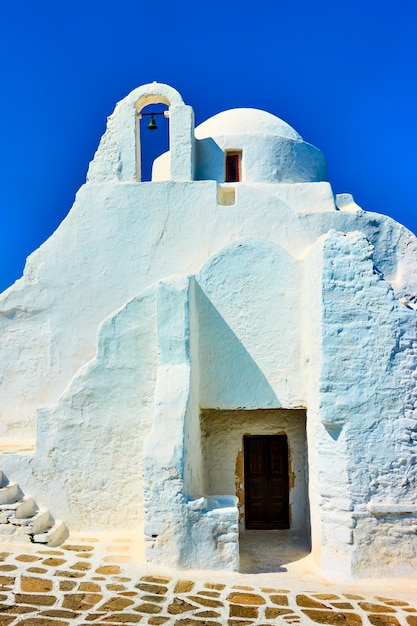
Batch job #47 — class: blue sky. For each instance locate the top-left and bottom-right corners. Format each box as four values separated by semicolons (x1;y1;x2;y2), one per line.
0;0;416;292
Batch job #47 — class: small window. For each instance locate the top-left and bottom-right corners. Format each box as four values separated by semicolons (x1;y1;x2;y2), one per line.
225;152;241;182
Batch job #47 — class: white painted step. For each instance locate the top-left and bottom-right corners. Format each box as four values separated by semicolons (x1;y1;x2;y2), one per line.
14;497;37;519
0;471;69;546
30;509;54;534
33;520;69;546
0;483;20;505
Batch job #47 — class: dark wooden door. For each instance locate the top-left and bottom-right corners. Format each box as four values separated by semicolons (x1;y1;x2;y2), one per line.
244;435;289;529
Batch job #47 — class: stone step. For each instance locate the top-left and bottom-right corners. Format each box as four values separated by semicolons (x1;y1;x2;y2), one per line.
0;522;19;536
0;498;26;512
14;497;37;519
32;520;69;546
0;471;69;547
0;483;20;505
30;508;54;534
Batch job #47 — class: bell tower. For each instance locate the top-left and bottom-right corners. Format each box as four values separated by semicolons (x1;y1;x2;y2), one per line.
87;82;196;183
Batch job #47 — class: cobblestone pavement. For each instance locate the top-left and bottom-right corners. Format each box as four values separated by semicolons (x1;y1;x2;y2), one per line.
0;535;416;625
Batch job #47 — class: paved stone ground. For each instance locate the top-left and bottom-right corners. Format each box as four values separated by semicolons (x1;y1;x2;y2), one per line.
0;535;416;625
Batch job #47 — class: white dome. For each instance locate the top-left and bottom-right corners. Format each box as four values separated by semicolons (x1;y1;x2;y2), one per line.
195;108;302;141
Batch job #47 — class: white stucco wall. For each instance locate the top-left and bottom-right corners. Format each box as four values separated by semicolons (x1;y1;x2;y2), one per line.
196;238;302;409
1;286;158;530
1;83;417;578
1;177;417;443
318;231;417;577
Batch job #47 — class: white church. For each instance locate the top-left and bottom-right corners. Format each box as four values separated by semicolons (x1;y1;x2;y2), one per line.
0;82;416;579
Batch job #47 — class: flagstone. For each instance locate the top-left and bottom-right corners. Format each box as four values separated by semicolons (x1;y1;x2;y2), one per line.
196;590;221;598
194;610;221;618
27;567;49;574
331;602;355;609
105;583;125;591
39;609;80;618
141;594;165;603
62;545;94;552
359;603;397;613
58;581;77;591
135;583;168;594
15;594;57;606
16;555;42;562
95;566;121;575
168;598;197;614
76;552;93;558
140;575;171;584
227;592;265;606
134;601;162;614
98;597;135;611
0;603;36;613
175;617;221;626
78;582;102;592
62;593;103;611
265;607;294;618
15;617;69;626
270;594;289;605
55;570;85;578
229;604;259;618
186;595;223;608
296;595;329;608
101;613;143;622
302;610;362;624
21;575;53;592
368;616;401;626
119;591;137;597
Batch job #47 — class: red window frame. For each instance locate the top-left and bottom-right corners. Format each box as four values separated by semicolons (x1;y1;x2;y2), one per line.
225;152;241;182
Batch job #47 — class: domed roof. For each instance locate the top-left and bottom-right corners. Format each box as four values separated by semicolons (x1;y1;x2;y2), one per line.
195;108;302;141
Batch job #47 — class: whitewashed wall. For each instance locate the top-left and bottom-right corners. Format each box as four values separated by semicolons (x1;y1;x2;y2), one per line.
1;83;417;578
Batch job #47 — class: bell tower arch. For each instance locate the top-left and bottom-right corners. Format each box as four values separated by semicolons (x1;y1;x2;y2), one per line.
134;84;195;182
87;82;196;183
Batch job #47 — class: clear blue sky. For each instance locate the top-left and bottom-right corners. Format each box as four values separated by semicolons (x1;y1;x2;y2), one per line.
0;0;416;292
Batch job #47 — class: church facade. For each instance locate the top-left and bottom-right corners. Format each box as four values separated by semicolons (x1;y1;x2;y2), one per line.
0;82;416;578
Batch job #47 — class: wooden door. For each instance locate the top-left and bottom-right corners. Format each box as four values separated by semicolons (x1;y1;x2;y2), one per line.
244;435;289;529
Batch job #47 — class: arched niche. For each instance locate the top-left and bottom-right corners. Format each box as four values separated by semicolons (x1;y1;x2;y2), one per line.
134;83;195;182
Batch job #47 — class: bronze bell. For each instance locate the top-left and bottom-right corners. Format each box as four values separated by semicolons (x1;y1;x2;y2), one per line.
147;115;157;130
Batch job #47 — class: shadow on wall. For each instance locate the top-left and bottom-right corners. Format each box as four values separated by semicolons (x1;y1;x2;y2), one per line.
195;138;226;182
194;282;280;408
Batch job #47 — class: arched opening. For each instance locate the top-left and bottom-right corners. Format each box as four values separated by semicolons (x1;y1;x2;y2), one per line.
138;103;169;181
135;94;171;182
